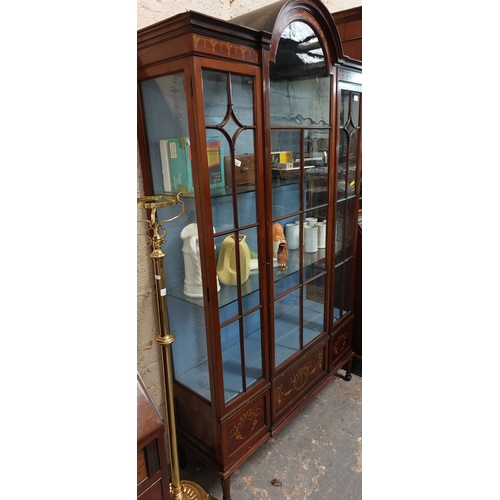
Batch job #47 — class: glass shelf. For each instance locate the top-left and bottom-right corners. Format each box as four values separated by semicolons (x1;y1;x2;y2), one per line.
271;165;328;188
168;247;326;309
273;247;326;282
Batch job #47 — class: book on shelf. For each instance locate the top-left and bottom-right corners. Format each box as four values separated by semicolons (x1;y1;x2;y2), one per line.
160;137;226;193
206;137;225;189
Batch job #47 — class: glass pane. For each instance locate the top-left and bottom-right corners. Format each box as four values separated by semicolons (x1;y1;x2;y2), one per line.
340;90;350;127
235;130;257;225
243;310;263;388
345;197;357;259
304;130;329;215
338;131;348;200
303;248;326;282
351;93;360;128
274;289;301;367
232;74;254;125
333;264;344;322
343;258;354;314
274;270;300;297
335;201;345;263
347;130;358;197
270;128;301;196
270;22;329;127
241;226;260;312
303;278;325;344
203;70;228;126
140;73;210;399
210;132;236;230
221;321;243;402
333;257;354;322
140;74;189;195
169;294;210;399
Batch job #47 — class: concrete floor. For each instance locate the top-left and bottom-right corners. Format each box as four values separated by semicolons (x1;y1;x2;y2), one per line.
180;359;362;499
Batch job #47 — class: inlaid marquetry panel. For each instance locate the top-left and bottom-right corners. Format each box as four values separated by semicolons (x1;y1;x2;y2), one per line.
221;392;270;462
192;34;259;63
330;319;353;368
273;344;327;420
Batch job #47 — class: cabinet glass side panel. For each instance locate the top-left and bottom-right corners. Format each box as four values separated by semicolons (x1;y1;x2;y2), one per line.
203;69;263;404
140;74;210;400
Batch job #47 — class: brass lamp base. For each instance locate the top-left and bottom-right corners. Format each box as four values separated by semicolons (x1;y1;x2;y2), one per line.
171;480;211;500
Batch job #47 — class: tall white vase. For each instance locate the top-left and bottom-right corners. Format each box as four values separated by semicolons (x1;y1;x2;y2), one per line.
304;225;318;253
285;223;300;250
181;223;220;297
317;221;326;249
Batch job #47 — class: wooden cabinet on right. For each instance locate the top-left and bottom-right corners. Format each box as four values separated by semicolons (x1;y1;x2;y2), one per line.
333;6;362;62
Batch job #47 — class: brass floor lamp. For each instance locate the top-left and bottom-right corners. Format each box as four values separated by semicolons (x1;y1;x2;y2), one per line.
138;194;210;500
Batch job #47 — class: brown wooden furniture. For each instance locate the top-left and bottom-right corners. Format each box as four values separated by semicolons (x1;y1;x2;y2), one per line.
137;1;361;498
333;6;362;62
137;373;170;500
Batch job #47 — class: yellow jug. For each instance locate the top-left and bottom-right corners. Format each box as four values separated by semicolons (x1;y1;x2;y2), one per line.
216;234;251;286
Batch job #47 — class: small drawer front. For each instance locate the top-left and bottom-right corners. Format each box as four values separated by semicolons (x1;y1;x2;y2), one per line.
224;154;256;186
273;344;327;421
330;320;353;368
221;392;270;463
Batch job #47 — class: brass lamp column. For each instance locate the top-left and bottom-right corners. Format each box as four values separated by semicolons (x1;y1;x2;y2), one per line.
138;194;210;500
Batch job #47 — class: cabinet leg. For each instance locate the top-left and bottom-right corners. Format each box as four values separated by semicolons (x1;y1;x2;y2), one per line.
343;358;353;381
221;476;231;500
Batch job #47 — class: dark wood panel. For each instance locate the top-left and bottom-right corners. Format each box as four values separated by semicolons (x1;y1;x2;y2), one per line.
333;6;362;62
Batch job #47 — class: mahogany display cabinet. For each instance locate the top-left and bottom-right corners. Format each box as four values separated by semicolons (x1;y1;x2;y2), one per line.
137;1;362;498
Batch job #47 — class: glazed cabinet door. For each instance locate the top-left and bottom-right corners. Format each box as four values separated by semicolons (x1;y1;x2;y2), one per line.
268;21;333;372
139;56;268;413
333;78;361;325
195;61;268;409
202;65;265;406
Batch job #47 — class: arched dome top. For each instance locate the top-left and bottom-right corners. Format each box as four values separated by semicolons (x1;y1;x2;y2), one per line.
229;0;346;66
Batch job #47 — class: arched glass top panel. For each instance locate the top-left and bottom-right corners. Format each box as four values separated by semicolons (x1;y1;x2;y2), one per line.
270;21;329;127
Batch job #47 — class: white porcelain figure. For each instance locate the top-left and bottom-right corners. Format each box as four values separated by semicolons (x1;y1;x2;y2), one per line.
304;225;318;253
181;223;220;297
